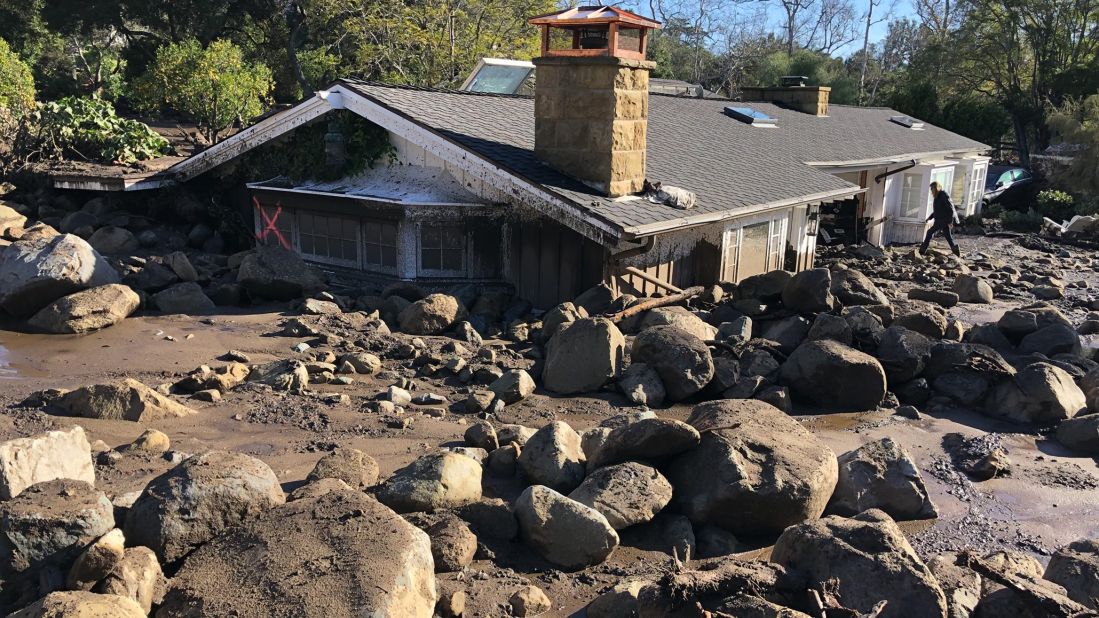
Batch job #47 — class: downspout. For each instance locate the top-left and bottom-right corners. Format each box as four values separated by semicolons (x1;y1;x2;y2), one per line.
875;160;917;184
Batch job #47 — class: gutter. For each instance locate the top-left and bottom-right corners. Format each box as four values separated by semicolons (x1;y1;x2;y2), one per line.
874;160;917;184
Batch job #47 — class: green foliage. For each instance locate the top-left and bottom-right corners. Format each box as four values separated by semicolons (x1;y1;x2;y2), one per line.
1047;94;1099;199
750;49;859;105
1001;208;1043;231
0;37;35;113
1034;189;1076;221
135;39;272;143
20;95;171;163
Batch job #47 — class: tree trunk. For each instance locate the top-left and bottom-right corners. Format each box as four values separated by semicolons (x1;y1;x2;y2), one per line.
1012;112;1031;168
858;0;873;105
286;1;311;96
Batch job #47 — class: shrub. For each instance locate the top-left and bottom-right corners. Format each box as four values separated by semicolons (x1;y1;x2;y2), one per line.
1001;208;1043;231
0;38;35;114
1034;189;1076;222
18;96;171;164
982;203;1004;220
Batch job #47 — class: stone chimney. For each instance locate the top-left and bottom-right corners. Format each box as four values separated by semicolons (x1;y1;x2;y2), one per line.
741;76;830;117
529;7;661;197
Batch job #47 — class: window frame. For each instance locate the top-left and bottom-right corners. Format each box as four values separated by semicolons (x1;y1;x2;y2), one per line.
896;172;927;221
361;219;399;275
296;209;362;268
417;222;467;278
722;211;789;283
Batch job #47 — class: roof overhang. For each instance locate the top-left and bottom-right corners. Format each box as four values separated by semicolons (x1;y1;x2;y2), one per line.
806;147;990;172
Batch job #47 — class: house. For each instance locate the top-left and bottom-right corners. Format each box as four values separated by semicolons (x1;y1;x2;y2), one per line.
49;6;989;309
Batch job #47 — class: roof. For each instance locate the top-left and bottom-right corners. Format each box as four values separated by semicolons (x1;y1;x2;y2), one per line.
338;80;986;236
528;6;662;28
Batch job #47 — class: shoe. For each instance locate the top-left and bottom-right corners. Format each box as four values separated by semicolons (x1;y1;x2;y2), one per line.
952;246;961;257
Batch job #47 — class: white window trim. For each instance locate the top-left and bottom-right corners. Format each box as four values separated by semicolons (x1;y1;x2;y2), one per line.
361;218;400;275
722;210;790;282
296;210;362;269
416;222;467;278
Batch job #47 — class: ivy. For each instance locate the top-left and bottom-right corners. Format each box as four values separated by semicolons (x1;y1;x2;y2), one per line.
16;95;171;164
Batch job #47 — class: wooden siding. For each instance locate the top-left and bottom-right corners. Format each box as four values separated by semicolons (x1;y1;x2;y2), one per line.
509;219;605;309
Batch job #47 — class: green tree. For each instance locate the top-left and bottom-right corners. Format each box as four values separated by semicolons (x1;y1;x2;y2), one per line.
1047;94;1099;198
0;37;35;113
136;39;272;142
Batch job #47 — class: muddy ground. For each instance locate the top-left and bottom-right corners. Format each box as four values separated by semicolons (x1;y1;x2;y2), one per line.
2;233;1098;617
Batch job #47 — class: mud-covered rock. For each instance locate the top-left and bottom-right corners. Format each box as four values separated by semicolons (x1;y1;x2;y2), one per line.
568;462;672;530
828;437;937;520
631;326;714;401
27;284;139;334
780;340;887;410
587;417;700;470
985;362;1086;424
7;591;146;618
377;452;482;513
236;245;326;300
52;379;196;421
0;234;120;318
514;485;619;570
306;448;379;489
517;421;586;493
543;318;624;394
1045;538;1099;610
94;546;166;613
0;425;95;500
399;293;468;335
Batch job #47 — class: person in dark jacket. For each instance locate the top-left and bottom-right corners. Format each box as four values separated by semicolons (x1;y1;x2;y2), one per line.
919;181;960;256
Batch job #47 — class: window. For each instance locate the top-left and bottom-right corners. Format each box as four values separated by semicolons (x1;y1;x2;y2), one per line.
951;167;967;205
363;220;398;272
254;201;293;250
724;106;777;127
298;211;359;265
929;168;953;211
723;213;789;282
898;173;924;219
419;224;465;275
971;164;987;211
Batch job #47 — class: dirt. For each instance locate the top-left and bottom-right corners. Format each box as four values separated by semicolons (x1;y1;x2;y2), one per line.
2;233;1099;616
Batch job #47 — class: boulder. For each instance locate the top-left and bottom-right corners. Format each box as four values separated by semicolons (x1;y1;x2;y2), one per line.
999;309;1040;338
640;306;718;342
894;309;949;339
376;452;482;513
953;274;994;304
1045;538;1099;610
0;234;120;318
157;491;437;617
807;313;853;345
236;245;326;300
780;340;887;410
828;438;937;520
771;510;948;618
163;251;198;281
510;585;552;617
984;362;1085;424
152;281;216;314
541;302;586;340
782;268;834;314
52;379;196;421
247;359;310;391
489;369;535;405
543;318;625;394
1018;324;1083;358
831;269;889;306
306;448;380;488
425;515;477;572
514;485;619;570
631;326;715;401
1056;414;1099;455
908;288;960;308
464;421;498;451
760;316;811;354
587;417;700;470
66;528;125;590
87;226;139;254
844;306;886;348
340;352;381;374
94;546;166;613
586;580;645;618
517;421;586;493
666;400;838;536
27;284;140;334
574;283;618;315
876;326;933;383
398;293;468;335
736;270;792;301
7;591;145;618
568;462;672;530
618;362;666;407
718;315;753;343
124;451;285;564
0;425;95;500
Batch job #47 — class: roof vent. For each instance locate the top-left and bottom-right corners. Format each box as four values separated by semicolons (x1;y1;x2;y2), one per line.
780;75;809;87
890;115;925;130
724;106;777;127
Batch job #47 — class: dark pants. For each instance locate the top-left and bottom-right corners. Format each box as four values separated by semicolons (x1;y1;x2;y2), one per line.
920;220;957;253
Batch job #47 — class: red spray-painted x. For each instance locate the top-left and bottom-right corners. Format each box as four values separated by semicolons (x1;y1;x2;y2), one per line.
253;196;291;249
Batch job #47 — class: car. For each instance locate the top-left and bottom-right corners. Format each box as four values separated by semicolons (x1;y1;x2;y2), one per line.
984;165;1035;211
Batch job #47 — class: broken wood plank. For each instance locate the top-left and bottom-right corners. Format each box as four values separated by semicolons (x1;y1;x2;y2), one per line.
957;551;1098;618
605;286;704;323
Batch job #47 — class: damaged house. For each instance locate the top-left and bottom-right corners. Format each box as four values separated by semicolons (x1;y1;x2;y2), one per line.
52;6;989;309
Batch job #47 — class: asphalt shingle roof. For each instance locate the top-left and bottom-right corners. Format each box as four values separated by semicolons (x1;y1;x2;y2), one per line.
340;80;987;237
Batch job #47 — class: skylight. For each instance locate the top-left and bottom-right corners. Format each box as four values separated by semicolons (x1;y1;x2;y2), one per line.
890;115;925;130
725;106;777;127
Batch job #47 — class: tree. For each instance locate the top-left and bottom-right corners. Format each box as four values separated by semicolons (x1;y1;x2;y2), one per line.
0;37;35;113
135;39;272;142
1047;94;1099;198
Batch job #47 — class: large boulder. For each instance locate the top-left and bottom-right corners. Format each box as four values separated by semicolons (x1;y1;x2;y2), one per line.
631;326;714;401
1018;324;1083;357
780;340;887;410
1045;538;1099;610
124;451;285;564
517;421;586;493
87;226;140;255
158;491;437;617
984;362;1086;424
376;452;482;513
953;274;993;304
52;379;196;421
1056;414;1099;455
398;293;467;335
489;369;535;404
831;269;889;306
0;234;120;318
514;485;619;570
0;426;95;500
94;546;167;613
771;510;948;618
735;270;792;302
568;462;673;530
543;318;625;394
618;362;666;407
541;302;587;340
236;245;326;300
666;400;838;536
587;417;700;470
640;307;718;342
247;359;310;391
760;316;811;354
828;438;937;520
306;448;380;488
876;326;933;383
27;284;139;334
152;281;216;314
782;268;834;314
7;591;146;618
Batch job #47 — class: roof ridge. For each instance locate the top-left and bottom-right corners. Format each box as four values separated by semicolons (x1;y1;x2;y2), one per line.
337;78;533;100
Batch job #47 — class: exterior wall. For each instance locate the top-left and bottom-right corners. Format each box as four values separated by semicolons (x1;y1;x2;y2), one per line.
613;224;722;295
508;218;606;309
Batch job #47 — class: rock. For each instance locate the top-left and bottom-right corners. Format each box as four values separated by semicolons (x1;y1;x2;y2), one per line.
464;421;499;451
718;315;753;343
587;418;700;470
1056;414;1099;454
771;510;948;618
695;524;742;558
454;498;519;541
398;293;468;335
640;306;718;341
926;553;981;618
1045;538;1099;610
782;268;834;314
828;437;937;520
568;462;672;530
27;284;139;334
666;400;838;536
306;448;379;488
619;362;666;407
631;326;715;401
0;234;120;318
377;452;482;513
587;579;645;618
163;251;197;281
580;427;613;460
247;359;310;391
844;306;886;348
575;283;617;315
908;288;960;308
543;318;625;394
807;313;853;345
236;245;326;300
876;326;933;383
7;591;146;617
66;528;125;590
302;297;341;315
93;546;167;613
736;270;792;302
542;302;587;340
0;426;95;500
158;491;437;617
489;369;535;405
966;324;1013;352
340;352;381;374
153;281;216;314
517;421;586;492
831;269;889;306
894;309;949;339
510;584;552;617
780;340;887;411
426;515;477;572
498;424;537;446
52;379;196;421
998;309;1040;339
1018;324;1083;357
129;428;170;453
953;274;994;304
436;586;466;618
87;226;139;254
514;485;619;570
0;480;114;583
984;362;1086;424
288;477;353;501
760;315;811;354
124;450;285;563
